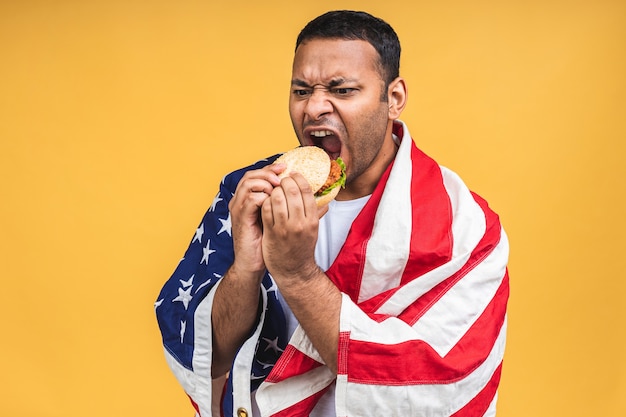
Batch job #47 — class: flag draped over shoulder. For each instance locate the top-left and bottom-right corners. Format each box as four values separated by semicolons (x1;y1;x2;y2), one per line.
155;120;509;417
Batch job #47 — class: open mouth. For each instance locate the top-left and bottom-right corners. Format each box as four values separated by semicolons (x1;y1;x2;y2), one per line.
309;130;342;159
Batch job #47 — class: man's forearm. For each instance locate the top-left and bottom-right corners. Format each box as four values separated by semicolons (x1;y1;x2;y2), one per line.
276;268;342;374
211;265;264;377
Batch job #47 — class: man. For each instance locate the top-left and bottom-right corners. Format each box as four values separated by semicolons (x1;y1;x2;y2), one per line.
156;10;509;417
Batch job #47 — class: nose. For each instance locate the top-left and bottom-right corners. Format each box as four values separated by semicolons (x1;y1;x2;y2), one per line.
304;88;333;121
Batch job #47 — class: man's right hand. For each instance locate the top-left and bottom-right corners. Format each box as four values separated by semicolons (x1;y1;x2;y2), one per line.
228;163;286;277
211;162;285;377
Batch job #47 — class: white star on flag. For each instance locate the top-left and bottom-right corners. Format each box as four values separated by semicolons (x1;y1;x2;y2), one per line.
217;214;232;236
209;193;223;211
200;240;216;264
257;359;275;369
180;274;194;288
262;336;284;354
192;224;204;243
173;286;193;309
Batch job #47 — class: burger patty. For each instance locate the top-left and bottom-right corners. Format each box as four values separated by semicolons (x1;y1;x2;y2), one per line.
316;159;343;195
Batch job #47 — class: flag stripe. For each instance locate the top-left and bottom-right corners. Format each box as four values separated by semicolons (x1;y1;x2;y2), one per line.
326;168;389;302
358;129;414;302
451;363;503;417
401;143;454;283
344;275;508;384
335;318;506;417
256;366;335;415
410;236;508;355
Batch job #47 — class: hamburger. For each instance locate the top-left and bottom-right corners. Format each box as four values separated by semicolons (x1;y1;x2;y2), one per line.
274;146;346;207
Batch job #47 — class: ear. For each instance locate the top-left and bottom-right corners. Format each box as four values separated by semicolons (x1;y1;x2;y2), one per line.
387;77;407;120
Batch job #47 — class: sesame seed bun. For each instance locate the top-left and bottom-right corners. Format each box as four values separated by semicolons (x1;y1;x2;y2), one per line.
274;146;343;207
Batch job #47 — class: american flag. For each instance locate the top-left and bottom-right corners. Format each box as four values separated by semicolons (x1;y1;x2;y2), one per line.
155;120;509;417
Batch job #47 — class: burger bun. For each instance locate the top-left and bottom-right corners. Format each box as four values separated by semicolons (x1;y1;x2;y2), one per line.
274;146;341;207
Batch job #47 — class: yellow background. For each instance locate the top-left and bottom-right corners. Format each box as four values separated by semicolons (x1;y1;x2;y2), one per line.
1;0;624;416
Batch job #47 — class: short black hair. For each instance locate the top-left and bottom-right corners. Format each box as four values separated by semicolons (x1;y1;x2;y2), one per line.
295;10;401;89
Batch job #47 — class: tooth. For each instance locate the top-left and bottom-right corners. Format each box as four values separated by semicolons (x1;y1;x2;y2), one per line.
311;130;333;137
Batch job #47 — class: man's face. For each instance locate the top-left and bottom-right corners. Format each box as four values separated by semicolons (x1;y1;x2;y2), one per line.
289;38;394;195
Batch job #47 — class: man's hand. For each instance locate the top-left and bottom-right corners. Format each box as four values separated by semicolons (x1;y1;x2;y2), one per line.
261;172;340;373
261;172;323;281
228;163;286;277
212;163;285;377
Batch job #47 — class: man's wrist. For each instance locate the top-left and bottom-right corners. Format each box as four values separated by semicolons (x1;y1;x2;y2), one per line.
228;261;266;285
272;264;327;296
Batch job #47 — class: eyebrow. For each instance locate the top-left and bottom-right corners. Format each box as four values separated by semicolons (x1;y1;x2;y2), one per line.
291;77;355;88
291;79;311;88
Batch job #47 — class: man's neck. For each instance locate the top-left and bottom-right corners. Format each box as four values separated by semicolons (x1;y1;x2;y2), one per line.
337;132;399;200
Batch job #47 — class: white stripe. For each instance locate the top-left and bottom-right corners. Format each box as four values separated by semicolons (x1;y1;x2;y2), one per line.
230;286;269;417
373;249;472;316
335;374;348;417
358;121;414;303
163;349;201;404
191;281;218;415
256;365;335;415
335;317;507;417
288;325;325;363
341;293;415;344
412;229;509;356
163;282;220;417
441;166;488;261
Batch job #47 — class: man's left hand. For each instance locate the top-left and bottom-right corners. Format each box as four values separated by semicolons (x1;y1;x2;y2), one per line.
261;172;326;283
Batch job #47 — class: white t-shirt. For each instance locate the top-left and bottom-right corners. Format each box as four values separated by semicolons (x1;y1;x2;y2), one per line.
271;196;370;417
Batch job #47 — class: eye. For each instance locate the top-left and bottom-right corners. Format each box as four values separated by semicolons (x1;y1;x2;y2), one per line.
292;89;312;97
332;87;356;96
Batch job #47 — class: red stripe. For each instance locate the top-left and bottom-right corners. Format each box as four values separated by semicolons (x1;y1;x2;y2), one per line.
401;143;453;283
344;273;508;384
451;362;503;417
265;344;323;383
325;161;391;301
187;395;201;415
337;330;350;375
269;387;329;417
